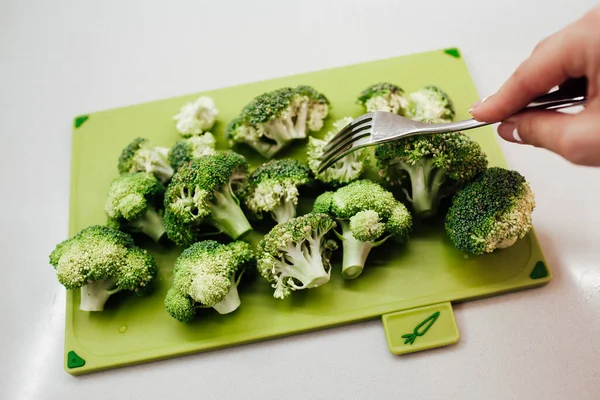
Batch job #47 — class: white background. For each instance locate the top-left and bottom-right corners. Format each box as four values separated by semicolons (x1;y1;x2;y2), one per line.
2;1;600;399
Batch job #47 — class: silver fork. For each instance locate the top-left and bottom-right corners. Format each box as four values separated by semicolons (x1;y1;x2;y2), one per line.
317;77;588;173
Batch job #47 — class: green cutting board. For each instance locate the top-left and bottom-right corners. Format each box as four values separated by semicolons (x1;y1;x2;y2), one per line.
63;48;551;375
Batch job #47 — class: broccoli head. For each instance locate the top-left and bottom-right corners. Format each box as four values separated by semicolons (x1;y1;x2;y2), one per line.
357;83;411;115
226;85;330;158
307;117;369;186
407;86;455;123
242;158;311;224
118;137;174;184
49;225;157;311
257;213;338;299
313;179;412;279
168;132;217;171
445;167;536;255
172;96;219;137
163;151;252;247
164;240;254;322
104;172;166;242
375;132;488;218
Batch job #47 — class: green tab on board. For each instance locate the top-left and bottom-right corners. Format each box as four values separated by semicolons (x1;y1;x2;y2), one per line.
382;302;459;355
67;351;86;368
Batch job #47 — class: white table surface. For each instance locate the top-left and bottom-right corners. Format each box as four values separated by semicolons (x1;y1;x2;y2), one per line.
2;1;600;399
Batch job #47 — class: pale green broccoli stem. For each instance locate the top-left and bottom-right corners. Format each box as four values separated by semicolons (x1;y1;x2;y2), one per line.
337;221;388;279
79;279;121;312
281;236;330;289
135;148;174;183
132;205;166;242
212;283;241;314
271;201;296;224
400;158;447;217
293;102;309;138
264;103;309;143
208;187;252;239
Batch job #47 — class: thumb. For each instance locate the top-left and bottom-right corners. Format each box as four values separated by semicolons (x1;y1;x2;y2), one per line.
497;110;600;166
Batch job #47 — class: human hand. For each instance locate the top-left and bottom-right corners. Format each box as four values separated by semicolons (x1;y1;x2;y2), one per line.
469;6;600;166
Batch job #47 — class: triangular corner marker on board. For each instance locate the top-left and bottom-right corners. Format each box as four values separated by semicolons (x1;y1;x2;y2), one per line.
530;261;549;279
444;48;461;59
67;351;86;368
74;115;89;128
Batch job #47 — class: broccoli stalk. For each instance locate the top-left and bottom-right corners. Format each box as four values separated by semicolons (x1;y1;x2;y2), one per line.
393;158;447;217
163;151;253;247
208;187;253;239
313;180;412;279
131;205;166;241
375;132;488;218
79;278;120;312
336;219;389;279
242;159;311;224
257;213;338;299
49;226;158;311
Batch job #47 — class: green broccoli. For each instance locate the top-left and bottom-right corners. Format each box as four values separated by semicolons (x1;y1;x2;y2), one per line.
357;83;411;115
445;167;536;255
407;86;455;123
168;132;217;170
242;158;311;224
313;180;412;279
49;225;157;312
307;116;369;186
375;132;488;218
257;213;338;299
104;172;166;242
164;240;254;322
226;85;330;158
118;137;174;184
163;151;252;247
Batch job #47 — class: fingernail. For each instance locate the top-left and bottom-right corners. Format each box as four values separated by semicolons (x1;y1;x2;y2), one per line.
497;122;522;143
469;96;488;113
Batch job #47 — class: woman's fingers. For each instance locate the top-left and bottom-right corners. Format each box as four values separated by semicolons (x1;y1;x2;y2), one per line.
497;110;600;166
470;13;593;123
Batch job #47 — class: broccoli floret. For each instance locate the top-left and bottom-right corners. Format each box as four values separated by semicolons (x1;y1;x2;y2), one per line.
163;151;252;247
242;159;311;224
357;83;411;115
313;180;412;279
257;213;338;299
307;117;369;186
48;225;157;311
375;132;488;218
226;86;330;158
104;172;166;242
118;137;174;184
168;132;217;170
172;96;219;137
164;240;254;321
445;167;536;255
407;86;455;123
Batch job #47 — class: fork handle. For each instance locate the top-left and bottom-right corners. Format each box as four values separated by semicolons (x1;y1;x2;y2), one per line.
520;76;588;111
423;77;588;133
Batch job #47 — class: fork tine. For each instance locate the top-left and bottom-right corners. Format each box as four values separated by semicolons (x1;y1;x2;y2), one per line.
317;131;372;173
319;124;372;162
318;135;373;173
322;113;374;153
